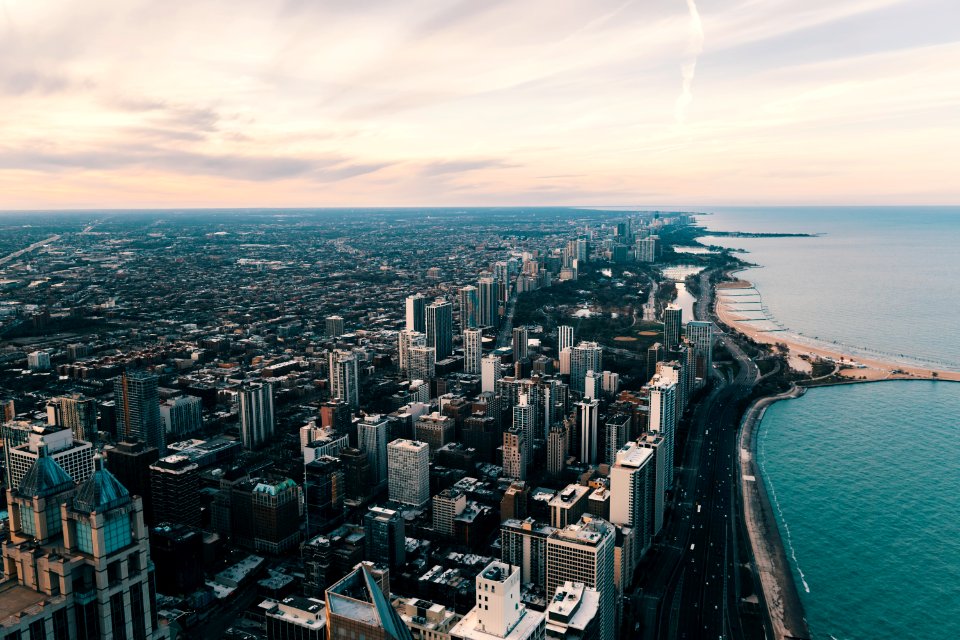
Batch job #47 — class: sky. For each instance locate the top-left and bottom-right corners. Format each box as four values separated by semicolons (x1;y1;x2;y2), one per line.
2;0;959;209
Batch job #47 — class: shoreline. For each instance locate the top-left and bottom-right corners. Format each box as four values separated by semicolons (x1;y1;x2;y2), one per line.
715;275;960;383
739;386;811;640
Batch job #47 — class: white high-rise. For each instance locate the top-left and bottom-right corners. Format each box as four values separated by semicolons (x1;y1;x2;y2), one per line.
583;370;600;400
239;381;275;449
482;354;503;393
637;432;667;537
409;345;436;382
546;516;616;640
570;343;602;396
557;326;574;354
464;328;483;374
406;293;427;332
329;350;360;409
398;329;425;376
610;442;654;560
649;377;677;487
387;439;430;506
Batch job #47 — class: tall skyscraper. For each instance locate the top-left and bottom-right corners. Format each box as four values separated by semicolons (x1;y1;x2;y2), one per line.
46;394;98;443
408;345;436;382
503;427;527;480
426;299;454;360
610;442;655;560
577;400;600;465
478;276;499;327
645;342;663;382
663;305;682;351
546;516;616;640
570;343;602;396
583;370;601;400
513;393;534;460
160;395;203;438
406;293;427;333
603;414;631;466
558;325;574;354
115;370;165;453
364;506;406;568
305;456;344;536
358;414;390;487
512;326;529;362
482;354;503;393
239;381;275;449
649;377;677;487
329;350;360;409
459;285;480;330
637;432;667;538
398;329;425;376
387;439;430;506
3;453;166;639
150;454;201;527
449;561;545;640
547;424;569;478
463;328;483;374
685;320;714;379
326;315;346;338
501;518;557;588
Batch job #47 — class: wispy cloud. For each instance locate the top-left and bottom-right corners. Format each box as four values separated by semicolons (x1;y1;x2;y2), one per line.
675;0;704;125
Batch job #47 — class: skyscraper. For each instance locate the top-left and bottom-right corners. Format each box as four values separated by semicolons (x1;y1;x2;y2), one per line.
160;395;203;439
6;425;94;491
513;393;534;460
449;561;545;640
577;400;600;465
358;414;390;487
115;370;165;453
364;505;406;568
150;454;201;527
329;350;360;409
464;328;483;374
478;276;499;328
570;343;602;396
46;393;98;443
326;315;345;338
649;377;677;487
558;325;574;354
637;432;667;537
406;293;427;333
645;342;663;382
610;442;655;560
512;326;529;362
500;518;557;588
239;381;275;449
482;354;503;394
685;320;714;379
305;456;345;536
408;345;436;382
426;299;454;360
546;516;616;640
398;329;425;376
547;423;569;478
460;285;480;330
503;427;527;480
387;439;430;506
663;305;682;351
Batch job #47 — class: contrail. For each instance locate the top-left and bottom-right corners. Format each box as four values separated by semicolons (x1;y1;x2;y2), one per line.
675;0;704;125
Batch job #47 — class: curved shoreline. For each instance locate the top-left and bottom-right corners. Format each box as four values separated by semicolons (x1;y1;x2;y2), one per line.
739;386;810;640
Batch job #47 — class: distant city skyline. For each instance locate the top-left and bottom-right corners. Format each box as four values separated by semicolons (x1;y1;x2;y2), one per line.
2;0;958;208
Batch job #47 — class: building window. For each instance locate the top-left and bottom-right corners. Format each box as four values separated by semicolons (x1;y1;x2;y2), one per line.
111;592;128;640
29;620;46;640
74;520;94;554
19;504;36;537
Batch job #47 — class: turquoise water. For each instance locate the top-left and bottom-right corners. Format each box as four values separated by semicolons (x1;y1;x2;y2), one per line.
700;206;960;371
757;382;960;640
700;207;960;639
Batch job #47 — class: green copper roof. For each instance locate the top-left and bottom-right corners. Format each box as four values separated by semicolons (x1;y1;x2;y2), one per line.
72;457;131;514
17;445;74;498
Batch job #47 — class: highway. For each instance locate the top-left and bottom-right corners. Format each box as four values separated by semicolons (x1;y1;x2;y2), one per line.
626;269;765;640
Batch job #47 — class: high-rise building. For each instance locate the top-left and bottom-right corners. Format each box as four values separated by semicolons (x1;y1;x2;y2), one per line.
415;412;454;458
557;326;574;355
364;506;406;568
26;350;51;370
330;350;360;409
583;371;600;401
464;328;484;374
501;518;557;588
160;395;203;438
663;305;682;351
547;424;569;478
229;477;302;554
577;400;600;465
610;443;654;561
426;299;454;360
340;447;371;503
261;597;327;640
406;293;427;333
46;394;98;443
503;427;527;480
150;454;201;527
326;315;346;338
478;277;499;328
603;414;631;466
408;345;436;382
513;327;529;362
513;394;534;459
104;440;160;525
460;285;480;330
645;342;663;382
115;370;165;453
5;425;94;491
387;439;430;506
482;354;503;394
305;456;344;536
239;381;275;449
358;415;390;487
548;484;592;529
546;516;616;640
570;343;602;396
433;487;467;538
2;453;167;639
601;371;619;395
637;432;667;538
449;561;546;640
326;564;414;640
398;330;426;376
544;582;601;640
685;320;714;379
648;377;677;487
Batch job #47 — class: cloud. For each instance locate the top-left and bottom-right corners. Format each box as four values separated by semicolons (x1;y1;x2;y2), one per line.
420;159;518;176
675;0;704;125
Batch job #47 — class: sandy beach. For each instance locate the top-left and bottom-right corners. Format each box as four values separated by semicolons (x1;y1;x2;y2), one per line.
739;387;811;640
716;279;960;383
